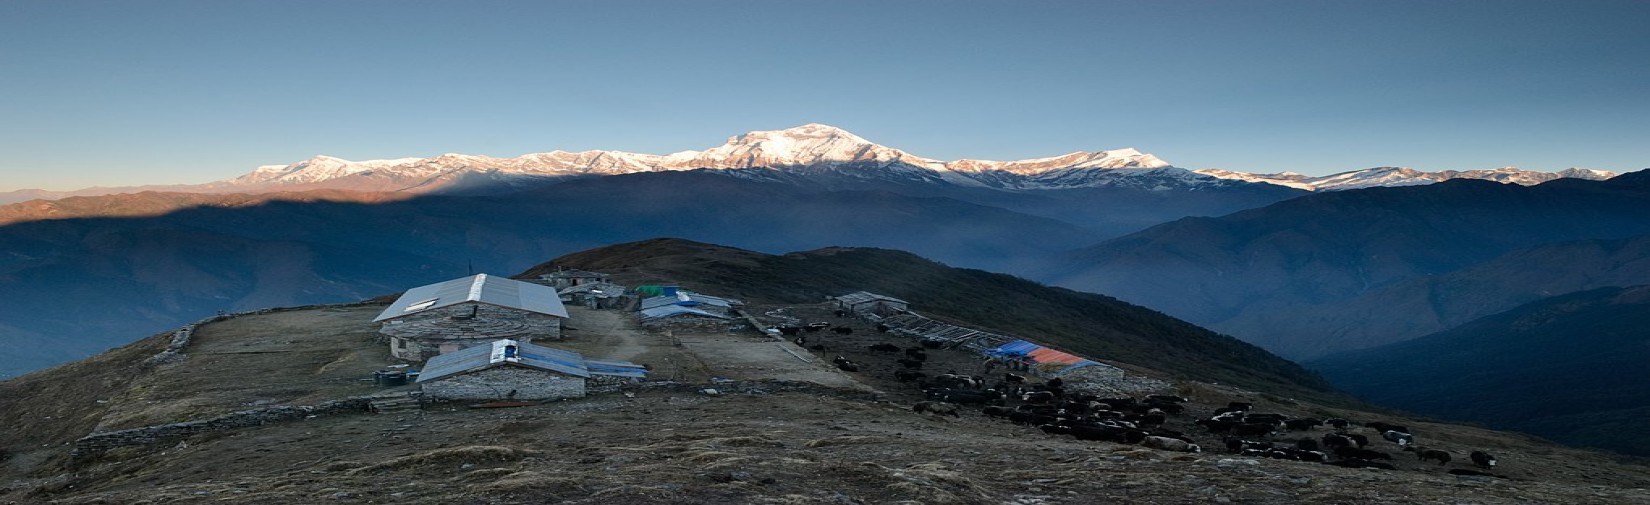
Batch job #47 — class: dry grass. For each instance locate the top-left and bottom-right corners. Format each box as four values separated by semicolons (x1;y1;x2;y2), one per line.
803;435;880;448
348;446;539;475
470;470;588;496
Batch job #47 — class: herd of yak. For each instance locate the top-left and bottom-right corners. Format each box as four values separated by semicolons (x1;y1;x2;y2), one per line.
782;318;1503;477
909;373;1503;475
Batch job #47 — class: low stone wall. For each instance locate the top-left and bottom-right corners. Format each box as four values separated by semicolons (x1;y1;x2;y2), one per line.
640;315;732;333
72;397;374;460
421;367;585;401
587;375;644;394
626;379;881;401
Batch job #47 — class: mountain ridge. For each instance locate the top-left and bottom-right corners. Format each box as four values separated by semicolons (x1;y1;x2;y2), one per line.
1;123;1620;203
1043;172;1650;359
1308;284;1650;456
525;237;1338;400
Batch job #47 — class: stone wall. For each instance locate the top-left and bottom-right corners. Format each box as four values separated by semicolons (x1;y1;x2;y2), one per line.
640;314;732;332
380;304;564;361
421;367;586;401
586;375;644;394
72;397;373;460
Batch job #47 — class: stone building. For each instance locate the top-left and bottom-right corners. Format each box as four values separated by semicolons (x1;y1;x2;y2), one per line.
637;291;742;330
834;291;909;317
374;274;570;361
640;291;741;316
541;269;611;290
638;305;733;330
415;339;646;401
559;281;629;309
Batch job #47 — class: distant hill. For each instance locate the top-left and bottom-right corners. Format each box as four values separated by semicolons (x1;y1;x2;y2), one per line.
1231;234;1650;358
1308;285;1650;456
1043;171;1650;359
0;189;412;225
0;173;1096;378
530;238;1339;400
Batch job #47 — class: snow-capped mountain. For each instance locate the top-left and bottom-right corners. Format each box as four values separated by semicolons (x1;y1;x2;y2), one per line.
1196;166;1619;191
225;124;1205;192
4;124;1621;206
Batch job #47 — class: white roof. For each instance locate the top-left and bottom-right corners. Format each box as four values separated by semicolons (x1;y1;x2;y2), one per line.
374;274;570;322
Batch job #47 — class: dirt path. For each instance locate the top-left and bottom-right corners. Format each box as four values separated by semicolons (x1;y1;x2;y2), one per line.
561;308;649;361
560;306;867;390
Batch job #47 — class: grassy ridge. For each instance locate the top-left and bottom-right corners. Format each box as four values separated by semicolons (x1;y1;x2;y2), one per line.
531;238;1340;402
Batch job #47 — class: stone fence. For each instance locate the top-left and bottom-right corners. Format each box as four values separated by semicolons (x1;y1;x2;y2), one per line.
72;397;374;460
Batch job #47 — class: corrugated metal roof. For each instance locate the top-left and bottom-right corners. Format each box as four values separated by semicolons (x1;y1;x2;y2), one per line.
584;359;649;378
639;305;732;321
835;291;908;306
639;296;674;310
687;292;739;307
513;344;590;377
374;274;570;322
415;339;650;383
412;342;500;383
640;292;739;311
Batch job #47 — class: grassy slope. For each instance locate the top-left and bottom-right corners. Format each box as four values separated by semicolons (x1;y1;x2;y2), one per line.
527;238;1341;402
1309;285;1650;456
0;329;170;467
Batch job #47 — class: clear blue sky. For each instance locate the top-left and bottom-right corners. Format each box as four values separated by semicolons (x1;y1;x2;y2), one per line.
2;0;1647;191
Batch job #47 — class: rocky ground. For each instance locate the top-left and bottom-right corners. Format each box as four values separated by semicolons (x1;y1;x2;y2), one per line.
3;302;1649;504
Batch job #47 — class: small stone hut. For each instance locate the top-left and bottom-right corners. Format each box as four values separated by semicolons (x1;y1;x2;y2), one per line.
638;291;742;330
559;281;628;309
541;269;611;290
834;291;909;317
415;339;647;401
375;274;570;361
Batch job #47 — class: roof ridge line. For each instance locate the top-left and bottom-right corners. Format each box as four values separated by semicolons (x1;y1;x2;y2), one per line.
467;273;488;302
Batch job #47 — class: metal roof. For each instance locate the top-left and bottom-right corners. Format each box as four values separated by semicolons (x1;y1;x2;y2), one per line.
583;359;649;378
639;291;740;311
683;292;739;307
639;295;676;310
415;339;648;382
835;291;908;306
639;305;732;321
412;342;501;383
374;274;570;322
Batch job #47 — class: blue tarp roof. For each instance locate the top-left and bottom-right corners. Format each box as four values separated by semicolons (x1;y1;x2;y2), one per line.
987;339;1101;374
988;340;1042;356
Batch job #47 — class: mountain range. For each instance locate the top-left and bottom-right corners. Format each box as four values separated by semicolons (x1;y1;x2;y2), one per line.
0;123;1617;205
1195;166;1617;191
1042;171;1650;360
